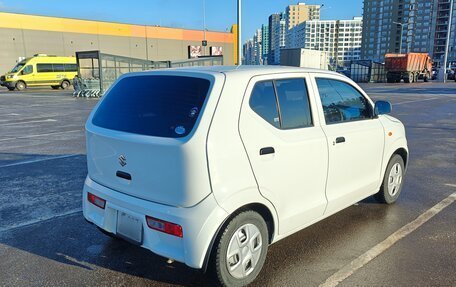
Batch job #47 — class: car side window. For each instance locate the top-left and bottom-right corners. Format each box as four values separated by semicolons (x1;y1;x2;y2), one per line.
316;78;372;124
275;79;312;129
21;65;33;75
250;81;280;128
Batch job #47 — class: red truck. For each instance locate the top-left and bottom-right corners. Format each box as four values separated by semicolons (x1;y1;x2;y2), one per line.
384;53;433;83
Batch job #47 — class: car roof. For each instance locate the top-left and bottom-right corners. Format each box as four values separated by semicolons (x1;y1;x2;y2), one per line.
140;65;341;77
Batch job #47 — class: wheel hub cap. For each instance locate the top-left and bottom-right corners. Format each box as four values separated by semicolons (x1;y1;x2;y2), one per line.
388;163;403;196
226;223;263;279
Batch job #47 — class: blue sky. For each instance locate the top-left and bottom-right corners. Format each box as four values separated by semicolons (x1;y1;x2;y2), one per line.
0;0;363;42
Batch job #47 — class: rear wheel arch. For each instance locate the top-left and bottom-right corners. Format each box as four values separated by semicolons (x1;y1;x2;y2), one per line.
202;202;276;273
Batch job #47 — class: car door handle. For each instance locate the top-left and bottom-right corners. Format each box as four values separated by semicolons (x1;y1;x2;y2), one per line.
335;137;346;144
116;171;132;180
260;147;275;155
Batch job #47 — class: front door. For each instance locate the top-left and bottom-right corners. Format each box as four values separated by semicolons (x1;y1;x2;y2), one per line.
239;74;328;235
312;76;385;214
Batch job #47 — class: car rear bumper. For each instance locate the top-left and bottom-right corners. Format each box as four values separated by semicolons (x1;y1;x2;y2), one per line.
82;176;228;269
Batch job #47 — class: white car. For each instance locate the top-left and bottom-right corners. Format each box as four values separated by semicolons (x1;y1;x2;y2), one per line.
83;66;408;286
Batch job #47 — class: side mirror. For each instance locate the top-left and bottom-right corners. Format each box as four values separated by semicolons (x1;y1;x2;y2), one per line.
374;100;392;116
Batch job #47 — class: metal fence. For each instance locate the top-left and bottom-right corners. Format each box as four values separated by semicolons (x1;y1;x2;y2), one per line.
75;50;223;97
349;60;387;83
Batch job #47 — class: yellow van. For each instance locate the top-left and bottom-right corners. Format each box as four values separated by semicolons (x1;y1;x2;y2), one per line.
0;54;77;91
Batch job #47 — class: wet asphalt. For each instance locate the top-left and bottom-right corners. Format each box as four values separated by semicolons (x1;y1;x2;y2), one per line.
0;82;455;287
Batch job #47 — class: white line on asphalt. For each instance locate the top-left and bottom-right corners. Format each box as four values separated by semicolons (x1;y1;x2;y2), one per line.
445;184;456;188
394;98;439;105
0;209;82;233
0;129;81;142
319;192;456;287
0;154;81;168
1;119;57;126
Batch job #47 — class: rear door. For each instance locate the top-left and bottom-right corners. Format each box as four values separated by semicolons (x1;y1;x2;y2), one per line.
311;75;385;214
239;73;328;235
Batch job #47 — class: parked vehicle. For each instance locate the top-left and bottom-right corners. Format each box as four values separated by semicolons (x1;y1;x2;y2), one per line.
384;53;432;83
83;66;408;286
0;54;77;91
280;48;329;69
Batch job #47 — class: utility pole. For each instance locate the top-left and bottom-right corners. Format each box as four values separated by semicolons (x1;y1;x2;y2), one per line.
203;0;207;56
443;0;454;83
237;0;242;65
393;21;404;54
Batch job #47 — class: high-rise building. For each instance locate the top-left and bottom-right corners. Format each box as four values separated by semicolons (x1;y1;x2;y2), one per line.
268;13;283;64
285;2;321;30
243;39;255;65
288;17;363;66
273;19;287;64
253;28;263;65
261;24;270;64
361;0;456;65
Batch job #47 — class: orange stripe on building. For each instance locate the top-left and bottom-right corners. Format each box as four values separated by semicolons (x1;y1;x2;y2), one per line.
0;12;233;43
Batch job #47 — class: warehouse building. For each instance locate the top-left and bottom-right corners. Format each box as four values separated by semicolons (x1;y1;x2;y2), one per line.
0;12;236;75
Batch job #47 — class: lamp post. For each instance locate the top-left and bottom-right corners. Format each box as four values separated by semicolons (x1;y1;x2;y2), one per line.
237;0;242;65
393;21;405;54
443;0;454;83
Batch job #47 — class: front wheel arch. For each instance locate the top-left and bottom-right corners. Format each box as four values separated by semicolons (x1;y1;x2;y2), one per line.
201;203;275;273
393;147;408;169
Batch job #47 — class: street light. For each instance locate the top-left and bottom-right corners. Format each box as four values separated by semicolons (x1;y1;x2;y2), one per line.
237;0;242;65
392;21;405;54
443;0;454;83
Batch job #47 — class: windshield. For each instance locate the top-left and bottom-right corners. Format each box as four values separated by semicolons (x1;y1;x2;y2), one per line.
10;61;26;73
92;75;211;138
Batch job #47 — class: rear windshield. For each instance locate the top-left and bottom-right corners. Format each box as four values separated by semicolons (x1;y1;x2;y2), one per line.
92;75;211;138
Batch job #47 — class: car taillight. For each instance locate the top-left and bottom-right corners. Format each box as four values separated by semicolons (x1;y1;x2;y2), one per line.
146;216;183;238
87;192;106;209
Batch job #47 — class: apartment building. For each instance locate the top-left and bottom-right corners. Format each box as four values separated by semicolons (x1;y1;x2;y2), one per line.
288;17;363;66
261;24;270;64
285;2;321;30
361;0;455;64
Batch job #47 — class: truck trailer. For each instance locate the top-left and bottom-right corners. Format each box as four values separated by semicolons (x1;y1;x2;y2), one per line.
280;48;329;70
384;53;432;83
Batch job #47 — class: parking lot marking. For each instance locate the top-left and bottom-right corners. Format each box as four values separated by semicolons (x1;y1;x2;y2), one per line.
0;154;80;168
445;184;456;188
1;119;57;126
394;98;439;105
0;129;81;142
0;208;82;233
319;192;456;287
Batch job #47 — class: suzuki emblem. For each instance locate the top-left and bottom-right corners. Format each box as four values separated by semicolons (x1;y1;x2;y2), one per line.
119;155;127;167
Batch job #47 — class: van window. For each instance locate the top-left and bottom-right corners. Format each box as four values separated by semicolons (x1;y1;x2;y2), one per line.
92;75;211;138
64;64;78;72
21;65;33;75
37;64;53;73
275;79;312;129
53;64;65;72
11;61;25;73
316;78;372;124
249;81;280;128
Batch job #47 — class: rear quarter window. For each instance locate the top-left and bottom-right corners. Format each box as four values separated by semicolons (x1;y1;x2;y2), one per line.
92;75;211;138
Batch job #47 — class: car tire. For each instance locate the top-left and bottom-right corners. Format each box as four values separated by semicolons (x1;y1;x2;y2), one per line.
51;85;60;90
212;211;269;287
374;154;405;204
60;80;70;89
7;87;15;91
15;81;26;91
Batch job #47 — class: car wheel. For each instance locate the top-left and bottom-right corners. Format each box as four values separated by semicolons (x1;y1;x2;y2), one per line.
16;81;26;91
7;87;15;91
51;85;60;90
374;154;405;204
60;80;70;89
212;211;268;287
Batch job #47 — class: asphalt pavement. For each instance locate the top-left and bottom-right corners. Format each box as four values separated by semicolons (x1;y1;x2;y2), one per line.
0;82;455;287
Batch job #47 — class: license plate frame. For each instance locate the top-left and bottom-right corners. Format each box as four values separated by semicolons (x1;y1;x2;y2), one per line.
116;211;143;245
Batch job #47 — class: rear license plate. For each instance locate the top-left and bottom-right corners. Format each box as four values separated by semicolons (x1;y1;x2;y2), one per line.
116;211;143;244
